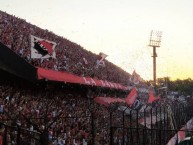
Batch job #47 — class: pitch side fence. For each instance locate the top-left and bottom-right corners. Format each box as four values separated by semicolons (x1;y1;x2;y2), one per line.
1;103;193;145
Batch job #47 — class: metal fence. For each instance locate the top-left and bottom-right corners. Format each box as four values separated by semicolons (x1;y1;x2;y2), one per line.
1;103;193;145
0;122;41;145
110;103;193;145
0;115;93;145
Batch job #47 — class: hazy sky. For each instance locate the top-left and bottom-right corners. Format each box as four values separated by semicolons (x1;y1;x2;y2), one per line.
1;0;193;80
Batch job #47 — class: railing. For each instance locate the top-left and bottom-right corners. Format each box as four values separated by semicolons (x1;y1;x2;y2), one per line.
109;103;193;145
0;122;41;145
111;127;193;145
1;103;193;145
0;115;93;145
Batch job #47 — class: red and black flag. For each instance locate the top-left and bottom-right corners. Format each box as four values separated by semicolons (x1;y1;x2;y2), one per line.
31;35;56;59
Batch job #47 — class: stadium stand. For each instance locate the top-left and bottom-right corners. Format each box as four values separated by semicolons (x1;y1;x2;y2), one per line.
0;10;133;86
1;11;193;145
0;11;159;145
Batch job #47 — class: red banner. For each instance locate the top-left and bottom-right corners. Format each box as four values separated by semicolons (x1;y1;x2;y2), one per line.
94;97;125;107
94;97;110;107
37;67;127;90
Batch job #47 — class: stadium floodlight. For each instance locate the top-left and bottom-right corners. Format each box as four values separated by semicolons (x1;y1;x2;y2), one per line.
148;30;162;94
149;30;162;47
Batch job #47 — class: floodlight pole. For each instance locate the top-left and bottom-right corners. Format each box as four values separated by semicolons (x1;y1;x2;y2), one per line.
149;30;162;95
152;46;157;94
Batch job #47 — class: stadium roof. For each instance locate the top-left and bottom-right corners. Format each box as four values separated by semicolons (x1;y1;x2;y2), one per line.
0;42;128;91
0;42;37;82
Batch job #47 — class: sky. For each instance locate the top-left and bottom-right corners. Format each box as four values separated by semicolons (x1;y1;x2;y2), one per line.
1;0;193;80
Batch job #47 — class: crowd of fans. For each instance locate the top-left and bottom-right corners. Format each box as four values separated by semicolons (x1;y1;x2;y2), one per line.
0;81;139;145
0;83;110;144
4;75;180;144
1;10;180;145
0;8;149;143
0;10;133;86
0;81;191;145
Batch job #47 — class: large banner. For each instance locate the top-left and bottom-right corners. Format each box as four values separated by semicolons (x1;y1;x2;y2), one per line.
37;67;127;90
94;97;125;107
30;35;57;59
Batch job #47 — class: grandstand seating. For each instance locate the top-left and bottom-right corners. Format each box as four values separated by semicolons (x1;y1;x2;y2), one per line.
0;10;134;86
0;81;128;144
0;10;153;145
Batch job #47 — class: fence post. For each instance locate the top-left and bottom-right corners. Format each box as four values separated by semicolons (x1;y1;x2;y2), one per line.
108;103;119;145
160;107;162;145
2;125;7;145
143;108;146;145
17;126;20;145
39;127;49;145
91;112;95;145
130;110;133;145
155;107;158;142
137;109;139;145
123;109;125;145
150;108;153;145
110;111;113;145
163;106;166;144
123;106;129;145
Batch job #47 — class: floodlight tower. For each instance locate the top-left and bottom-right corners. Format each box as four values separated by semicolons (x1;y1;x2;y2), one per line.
149;30;162;94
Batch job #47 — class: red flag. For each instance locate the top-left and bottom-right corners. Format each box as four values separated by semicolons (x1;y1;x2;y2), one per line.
148;90;160;103
125;87;138;107
178;127;186;143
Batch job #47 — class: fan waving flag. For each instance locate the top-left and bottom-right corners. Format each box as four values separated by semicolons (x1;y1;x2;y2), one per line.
95;52;108;68
125;87;138;107
31;35;57;59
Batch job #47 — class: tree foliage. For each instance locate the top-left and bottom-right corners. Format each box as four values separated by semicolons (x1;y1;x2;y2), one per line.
156;77;193;96
146;77;193;96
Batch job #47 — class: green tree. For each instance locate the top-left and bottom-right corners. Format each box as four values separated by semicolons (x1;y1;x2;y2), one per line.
146;77;193;96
